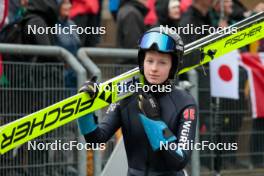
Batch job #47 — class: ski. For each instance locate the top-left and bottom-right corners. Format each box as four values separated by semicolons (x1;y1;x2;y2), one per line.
180;12;264;74
0;12;263;154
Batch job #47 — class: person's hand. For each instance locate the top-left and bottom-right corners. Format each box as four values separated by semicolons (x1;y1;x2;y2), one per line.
138;92;160;119
218;19;228;28
79;79;99;100
254;3;264;13
137;92;177;151
77;77;98;135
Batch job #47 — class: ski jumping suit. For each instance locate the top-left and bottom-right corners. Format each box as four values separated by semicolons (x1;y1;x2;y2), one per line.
78;86;197;176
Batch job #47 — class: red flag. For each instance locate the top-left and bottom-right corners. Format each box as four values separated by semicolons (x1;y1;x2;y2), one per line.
0;0;8;29
240;53;264;118
0;54;3;77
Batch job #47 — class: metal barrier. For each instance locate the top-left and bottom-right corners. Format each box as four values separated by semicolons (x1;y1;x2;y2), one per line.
77;48;137;81
0;44;87;176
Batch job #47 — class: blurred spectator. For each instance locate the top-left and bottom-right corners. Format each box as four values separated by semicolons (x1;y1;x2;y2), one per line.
23;0;59;46
16;0;28;19
96;0;104;44
7;0;20;24
210;0;235;27
55;0;79;90
70;0;101;47
144;0;157;27
116;0;148;49
230;0;246;21
0;0;27;42
55;0;80;56
230;1;264;22
21;0;60;62
116;0;148;64
8;0;28;24
0;0;27;38
180;0;192;13
109;0;121;21
179;0;212;45
258;40;264;52
155;0;181;27
179;0;212;80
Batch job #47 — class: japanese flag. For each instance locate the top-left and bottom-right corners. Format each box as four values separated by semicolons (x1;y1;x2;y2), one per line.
210;50;240;99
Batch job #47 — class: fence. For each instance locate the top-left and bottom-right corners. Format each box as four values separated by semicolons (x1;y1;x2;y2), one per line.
1;45;263;176
0;44;87;176
197;67;264;176
0;62;79;176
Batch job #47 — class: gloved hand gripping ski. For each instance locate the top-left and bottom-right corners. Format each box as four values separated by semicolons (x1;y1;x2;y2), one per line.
78;80;99;135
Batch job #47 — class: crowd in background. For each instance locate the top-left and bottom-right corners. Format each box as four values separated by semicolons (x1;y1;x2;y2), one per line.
1;0;264;55
1;0;264;76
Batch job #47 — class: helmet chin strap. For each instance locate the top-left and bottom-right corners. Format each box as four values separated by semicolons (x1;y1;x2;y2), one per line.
144;77;166;86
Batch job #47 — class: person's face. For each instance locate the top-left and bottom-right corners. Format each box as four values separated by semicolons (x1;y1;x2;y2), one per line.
215;0;233;15
168;5;181;20
137;0;147;5
200;0;213;9
143;51;172;84
20;0;28;6
224;0;233;15
60;0;72;18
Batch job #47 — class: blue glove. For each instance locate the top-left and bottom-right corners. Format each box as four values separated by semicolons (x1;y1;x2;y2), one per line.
138;92;176;151
77;113;97;135
139;113;176;151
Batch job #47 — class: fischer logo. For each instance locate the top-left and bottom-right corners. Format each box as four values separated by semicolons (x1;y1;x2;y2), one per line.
1;97;94;150
224;26;262;47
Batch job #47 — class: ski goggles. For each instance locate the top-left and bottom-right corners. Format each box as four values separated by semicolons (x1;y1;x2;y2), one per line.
139;32;176;52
